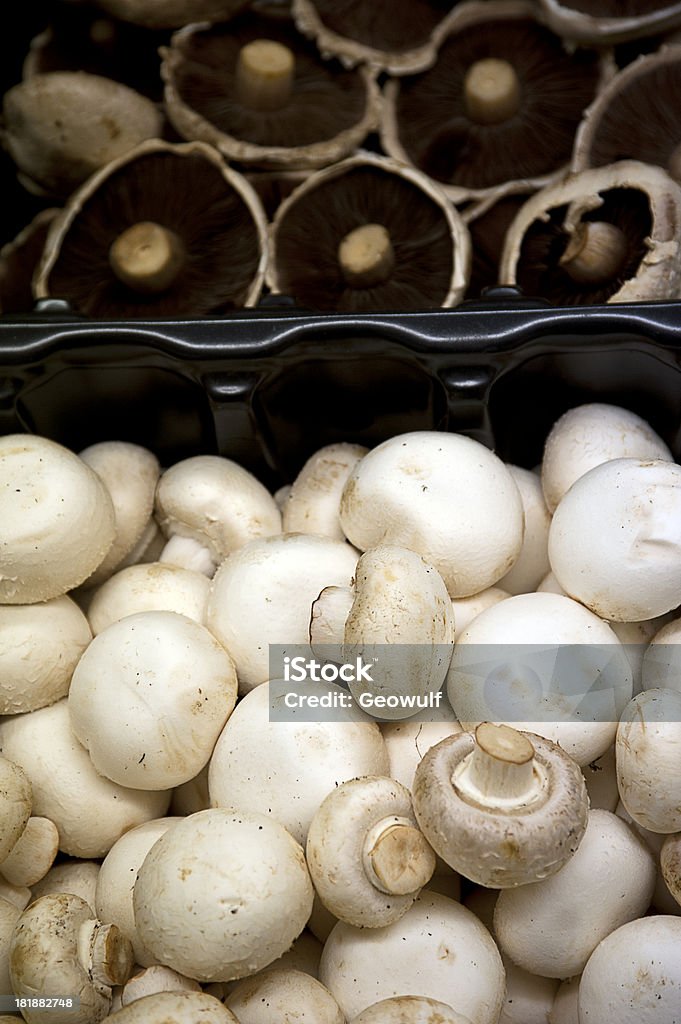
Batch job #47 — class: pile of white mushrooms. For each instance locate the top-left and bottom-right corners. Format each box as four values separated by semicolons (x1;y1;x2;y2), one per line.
1;404;681;1024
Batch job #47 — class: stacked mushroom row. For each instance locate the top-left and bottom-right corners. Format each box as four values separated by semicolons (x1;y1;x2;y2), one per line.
1;402;681;1022
5;0;681;313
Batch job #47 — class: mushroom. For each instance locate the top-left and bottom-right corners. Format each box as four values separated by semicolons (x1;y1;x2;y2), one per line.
86;563;210;635
538;0;681;45
450;587;510;642
498;959;560;1024
161;10;381;169
640;615;681;692
34;139;269;317
381;0;603;204
0;595;91;714
0;897;21;1000
225;969;344;1024
306;776;436;928
493;809;656;978
615;800;681;916
132;808;314;982
661;834;681;907
0;816;59;888
339;431;524;598
0;208;58;314
0;434;116;604
0;700;170;858
412;723;589;888
31;859;100;911
0;757;32;866
154;454;281;577
381;713;463;792
92;0;249;29
540;402;671;513
319;891;505;1023
549;978;579;1024
499;161;681;304
208;679;389;844
498;465;551;595
0;880;31;912
282;442;368;540
616;688;681;833
446;592;633;765
581;745;619;812
68;610;238;790
577;916;681;1021
548;458;681;621
464;190;535;299
121;965;201;1005
349;997;472;1023
9;893;134;1024
268;152;471;311
106;990;239;1022
1;72;163;198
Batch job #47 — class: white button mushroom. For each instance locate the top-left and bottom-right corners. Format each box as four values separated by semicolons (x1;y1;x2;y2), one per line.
339;431;524;597
133;809;314;982
381;713;462;792
498;957;560;1024
31;859;100;911
225;969;344;1024
0;816;59;888
540;402;671;513
615;800;681;917
616;688;681;833
105;990;239;1023
412;724;589;888
86;563;210;635
120;965;201;1005
306;776;436;928
450;587;510;641
349;998;472;1023
0;434;116;603
548;458;681;621
493;809;656;978
498;465;551;595
283;442;368;540
548;978;579;1024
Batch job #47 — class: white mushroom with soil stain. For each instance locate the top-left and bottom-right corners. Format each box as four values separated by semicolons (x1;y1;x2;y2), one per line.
493;809;656;978
349;996;473;1023
133;809;314;982
154;454;282;577
306;776;436;928
0;434;115;604
86;562;210;636
339;431;524;598
283;442;368;541
68;610;237;790
616;688;681;834
225;968;344;1024
412;723;589;888
9;893;133;1024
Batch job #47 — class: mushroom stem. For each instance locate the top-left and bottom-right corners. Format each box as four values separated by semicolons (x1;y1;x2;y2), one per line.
668;142;681;185
77;919;134;988
338;223;395;288
559;221;627;285
159;535;217;578
109;221;185;294
236;39;295;112
363;815;436;896
464;58;521;126
453;723;544;809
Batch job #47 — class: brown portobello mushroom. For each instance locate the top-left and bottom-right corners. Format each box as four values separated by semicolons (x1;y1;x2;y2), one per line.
0;209;58;315
499;160;681;305
90;0;250;30
291;0;456;76
573;47;681;185
267;151;470;312
538;0;681;45
161;10;380;169
34;139;268;317
381;0;604;205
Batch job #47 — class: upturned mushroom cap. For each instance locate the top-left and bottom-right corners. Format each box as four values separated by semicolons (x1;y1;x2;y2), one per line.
68;611;237;790
541;403;671;513
133;808;314;982
306;776;436;928
616;688;681;834
225;969;344;1024
661;834;681;907
92;0;249;29
549;458;681;621
86;563;210;635
106;990;239;1022
319;891;505;1023
349;998;472;1023
493;809;656;977
0;816;59;888
10;893;134;1024
0;757;32;864
283;442;368;540
577;915;681;1022
1;72;162;197
538;0;681;44
498;465;551;595
0;596;92;714
0;434;116;604
340;431;524;598
412;725;589;888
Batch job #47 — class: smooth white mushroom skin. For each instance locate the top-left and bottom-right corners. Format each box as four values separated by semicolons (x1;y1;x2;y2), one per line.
0;897;21;997
0;816;59;887
382;715;463;792
499;466;551;595
349;996;473;1022
339;432;524;598
31;859;100;911
283;443;368;541
0;756;32;864
499;957;560;1024
133;809;314;982
105;990;239;1022
86;562;210;635
121;965;201;1005
450;587;510;642
616;688;681;833
548;978;579;1024
68;611;238;789
225;969;344;1024
640;615;681;693
0;434;116;603
540;403;671;513
549;458;681;621
578;916;681;1022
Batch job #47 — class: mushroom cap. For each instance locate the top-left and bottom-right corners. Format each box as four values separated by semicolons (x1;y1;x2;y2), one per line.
578;915;681;1022
661;835;681;907
493;809;656;977
107;990;239;1022
349;998;472;1023
498;465;551;595
208;680;389;845
206;533;358;692
1;72;162;197
500;161;681;304
86;562;210;635
133;808;314;982
121;965;200;1005
225;968;344;1024
31;859;100;911
413;729;588;888
0;596;91;714
641;615;681;692
538;0;681;44
68;611;237;789
498;959;559;1024
0;757;32;865
267;151;471;311
154;454;281;562
0;897;21;997
446;592;632;765
92;0;249;29
0;815;60;888
0;434;116;604
319;891;505;1023
541;402;671;513
549;458;681;621
283;442;368;541
616;688;681;833
35;139;269;317
450;587;510;642
339;431;524;598
0;700;170;858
